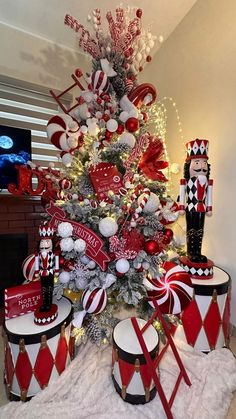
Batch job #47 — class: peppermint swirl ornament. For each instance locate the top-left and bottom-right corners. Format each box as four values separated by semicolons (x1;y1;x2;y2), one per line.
145;261;193;314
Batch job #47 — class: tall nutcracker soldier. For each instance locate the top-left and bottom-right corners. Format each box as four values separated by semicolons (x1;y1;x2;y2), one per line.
179;139;214;279
34;222;59;325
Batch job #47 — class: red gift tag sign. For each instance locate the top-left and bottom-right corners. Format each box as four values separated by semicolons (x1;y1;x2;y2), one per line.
89;163;123;199
4;281;42;320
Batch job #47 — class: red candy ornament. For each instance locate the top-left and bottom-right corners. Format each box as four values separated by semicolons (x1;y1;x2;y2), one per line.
125;117;139;133
145;261;193;315
136;8;143;18
144;240;160;256
59;178;72;190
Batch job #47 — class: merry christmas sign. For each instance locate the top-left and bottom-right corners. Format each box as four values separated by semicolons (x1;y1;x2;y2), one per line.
46;203;110;270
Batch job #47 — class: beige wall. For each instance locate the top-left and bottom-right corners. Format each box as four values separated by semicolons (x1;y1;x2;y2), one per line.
143;0;236;325
0;22;89;90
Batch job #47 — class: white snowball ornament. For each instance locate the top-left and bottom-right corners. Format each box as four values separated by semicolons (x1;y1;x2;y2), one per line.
87;260;96;269
59;271;71;284
60;237;74;252
80;255;91;264
116;258;130;274
58;222;73;238
99;217;118;237
138;192;160;214
118;132;136;148
106;119;118;132
74;239;86;253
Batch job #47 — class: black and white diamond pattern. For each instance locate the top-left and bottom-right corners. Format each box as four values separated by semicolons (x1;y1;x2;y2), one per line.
183;264;213;277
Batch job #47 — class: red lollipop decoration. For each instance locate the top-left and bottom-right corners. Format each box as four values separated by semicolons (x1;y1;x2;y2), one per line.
128;83;157;108
145;261;193;314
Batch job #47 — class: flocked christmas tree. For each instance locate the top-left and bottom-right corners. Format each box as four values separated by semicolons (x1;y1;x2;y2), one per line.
36;7;189;345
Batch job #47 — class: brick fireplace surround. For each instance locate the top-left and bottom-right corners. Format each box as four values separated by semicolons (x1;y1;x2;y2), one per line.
0;195;46;318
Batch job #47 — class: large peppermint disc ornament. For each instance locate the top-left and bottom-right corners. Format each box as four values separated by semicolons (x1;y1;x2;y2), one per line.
22;253;36;283
145;261;193;314
47;114;79;151
73;287;107;328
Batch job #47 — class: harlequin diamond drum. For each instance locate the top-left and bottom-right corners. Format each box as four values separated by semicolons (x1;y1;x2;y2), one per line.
112;318;159;404
3;297;74;401
178;267;231;352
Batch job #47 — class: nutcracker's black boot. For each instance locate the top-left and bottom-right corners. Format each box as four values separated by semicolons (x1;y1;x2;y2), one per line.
187;229;207;263
39;275;54;312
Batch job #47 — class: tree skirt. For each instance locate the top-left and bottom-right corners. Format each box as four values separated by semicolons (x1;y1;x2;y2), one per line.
0;339;236;419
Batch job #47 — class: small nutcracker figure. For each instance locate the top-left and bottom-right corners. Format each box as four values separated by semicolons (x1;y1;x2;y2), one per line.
179;139;214;278
34;222;59;325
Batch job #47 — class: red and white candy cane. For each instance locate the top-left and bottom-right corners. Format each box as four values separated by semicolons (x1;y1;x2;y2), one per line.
131;187;151;224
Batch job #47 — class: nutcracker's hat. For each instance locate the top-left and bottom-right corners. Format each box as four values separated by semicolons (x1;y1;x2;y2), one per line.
185;139;209;161
39;222;54;238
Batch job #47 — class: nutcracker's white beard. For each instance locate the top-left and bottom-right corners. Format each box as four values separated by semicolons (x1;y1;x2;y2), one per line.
41;250;48;258
198;174;207;186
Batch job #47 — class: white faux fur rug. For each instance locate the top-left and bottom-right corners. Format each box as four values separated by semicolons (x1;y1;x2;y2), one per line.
0;339;236;419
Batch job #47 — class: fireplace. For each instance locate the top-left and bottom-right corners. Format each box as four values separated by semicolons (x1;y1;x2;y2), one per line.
0;195;46;308
0;233;28;306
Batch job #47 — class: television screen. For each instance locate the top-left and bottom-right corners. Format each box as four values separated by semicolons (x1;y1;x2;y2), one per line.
0;125;31;190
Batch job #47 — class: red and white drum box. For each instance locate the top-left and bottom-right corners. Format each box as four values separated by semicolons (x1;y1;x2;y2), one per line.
3;296;74;401
112;318;159;404
178;266;231;352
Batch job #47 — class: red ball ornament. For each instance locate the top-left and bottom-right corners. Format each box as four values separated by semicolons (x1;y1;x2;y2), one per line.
75;68;83;78
146;55;152;63
125;117;140;133
59;178;72;190
105;130;113;140
163;228;174;244
116;124;124;135
144;240;160;256
136;8;143;18
102;114;110;122
59;256;65;267
139;66;143;72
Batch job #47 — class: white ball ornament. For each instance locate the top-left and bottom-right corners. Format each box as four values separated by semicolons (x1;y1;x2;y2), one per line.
142;261;150;270
74;239;86;253
59;271;71;284
138;192;160;214
58;222;73;238
99;217;118;237
60;237;74;252
106;119;118;132
116;258;130;274
118;132;136;148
